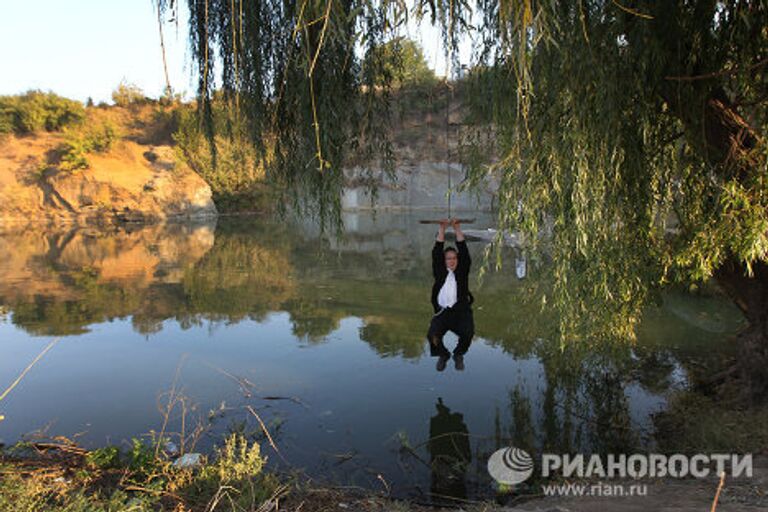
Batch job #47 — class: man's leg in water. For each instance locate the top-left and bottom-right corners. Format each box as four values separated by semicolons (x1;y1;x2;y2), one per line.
427;313;451;358
452;309;475;356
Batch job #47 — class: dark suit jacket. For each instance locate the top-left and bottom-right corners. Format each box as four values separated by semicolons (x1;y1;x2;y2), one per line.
431;240;473;313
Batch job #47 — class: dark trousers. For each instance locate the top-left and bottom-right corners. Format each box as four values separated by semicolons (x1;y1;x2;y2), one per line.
427;307;474;357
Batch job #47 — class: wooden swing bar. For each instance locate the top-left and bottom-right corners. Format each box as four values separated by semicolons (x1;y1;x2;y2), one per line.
418;218;475;224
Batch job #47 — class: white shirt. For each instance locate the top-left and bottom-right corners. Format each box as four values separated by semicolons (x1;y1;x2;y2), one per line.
437;269;458;308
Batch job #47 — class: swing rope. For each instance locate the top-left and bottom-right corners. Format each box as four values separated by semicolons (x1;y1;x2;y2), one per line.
418;73;474;225
446;78;452;220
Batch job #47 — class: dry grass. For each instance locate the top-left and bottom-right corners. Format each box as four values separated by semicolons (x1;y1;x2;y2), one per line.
86;103;179;146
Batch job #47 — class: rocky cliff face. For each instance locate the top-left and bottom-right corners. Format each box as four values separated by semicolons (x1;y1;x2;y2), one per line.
342;90;498;212
342;162;497;211
0;135;217;225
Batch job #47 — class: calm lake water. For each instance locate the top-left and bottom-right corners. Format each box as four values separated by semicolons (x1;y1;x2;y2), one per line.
0;212;746;501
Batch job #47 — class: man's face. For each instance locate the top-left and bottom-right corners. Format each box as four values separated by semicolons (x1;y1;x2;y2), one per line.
445;250;458;271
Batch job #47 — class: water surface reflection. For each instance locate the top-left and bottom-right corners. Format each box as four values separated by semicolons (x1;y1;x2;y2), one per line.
0;213;744;500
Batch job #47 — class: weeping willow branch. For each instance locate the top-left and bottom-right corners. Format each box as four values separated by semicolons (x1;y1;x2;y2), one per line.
309;69;325;169
308;0;333;78
664;57;768;82
155;0;173;96
610;0;653;20
305;0;334;169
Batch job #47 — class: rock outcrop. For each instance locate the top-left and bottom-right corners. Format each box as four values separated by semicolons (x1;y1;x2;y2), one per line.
342;162;497;211
341;94;499;211
0;135;217;225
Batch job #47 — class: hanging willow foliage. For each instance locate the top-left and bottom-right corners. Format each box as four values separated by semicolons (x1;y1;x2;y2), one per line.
165;0;767;355
463;1;767;350
160;0;409;224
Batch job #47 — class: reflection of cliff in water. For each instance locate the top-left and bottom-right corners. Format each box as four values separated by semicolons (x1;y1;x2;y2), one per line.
0;221;217;335
0;214;743;362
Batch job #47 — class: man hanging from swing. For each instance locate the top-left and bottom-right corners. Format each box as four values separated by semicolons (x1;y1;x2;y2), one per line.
427;219;474;372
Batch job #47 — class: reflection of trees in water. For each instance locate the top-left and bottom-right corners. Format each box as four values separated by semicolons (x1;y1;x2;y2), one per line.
0;223;213;335
507;387;536;451
0;219;726;427
0;219;735;385
359;321;424;359
0;218;737;487
0;219;441;345
281;298;344;342
183;232;296;320
9;273;144;336
489;345;668;461
414;347;672;501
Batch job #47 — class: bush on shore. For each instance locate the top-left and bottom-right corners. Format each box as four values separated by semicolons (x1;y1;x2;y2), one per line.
174;104;273;213
56;121;119;172
0;91;85;135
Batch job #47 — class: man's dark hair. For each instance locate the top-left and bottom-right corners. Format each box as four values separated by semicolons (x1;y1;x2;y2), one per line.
444;247;458;256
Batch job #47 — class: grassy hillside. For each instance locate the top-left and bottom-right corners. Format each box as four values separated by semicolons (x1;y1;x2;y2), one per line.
0;89;272;215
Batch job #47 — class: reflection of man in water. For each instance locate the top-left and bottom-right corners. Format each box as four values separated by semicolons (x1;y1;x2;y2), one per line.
428;398;471;500
427;219;474;371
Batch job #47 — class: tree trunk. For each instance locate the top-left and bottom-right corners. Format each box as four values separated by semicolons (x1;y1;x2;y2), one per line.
659;62;766;403
685;96;765;403
631;2;768;401
660;85;760;174
713;259;768;403
663;87;767;403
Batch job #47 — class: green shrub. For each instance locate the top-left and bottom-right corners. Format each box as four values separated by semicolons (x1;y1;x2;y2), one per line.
125;438;162;478
174;105;272;212
0;91;84;134
112;81;148;107
0;434;278;512
211;433;264;482
83;121;117;152
178;434;275;510
58;139;90;172
0;111;13;134
56;121;119;172
362;37;437;88
142;106;180;145
85;445;120;469
159;88;184;106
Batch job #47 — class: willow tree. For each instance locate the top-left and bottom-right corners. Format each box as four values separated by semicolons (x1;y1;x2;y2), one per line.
164;0;768;398
465;1;768;401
